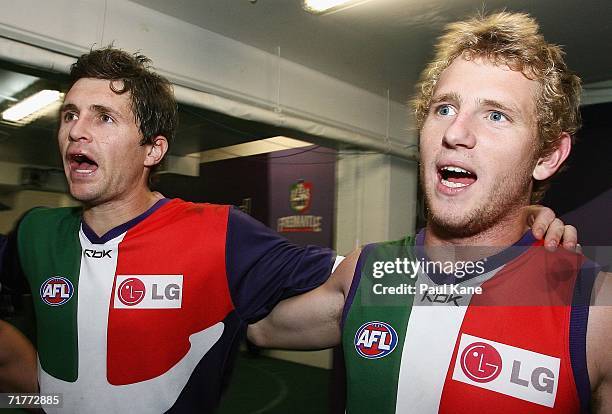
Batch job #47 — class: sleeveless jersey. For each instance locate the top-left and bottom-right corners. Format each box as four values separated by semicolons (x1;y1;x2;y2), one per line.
3;198;334;413
342;230;597;413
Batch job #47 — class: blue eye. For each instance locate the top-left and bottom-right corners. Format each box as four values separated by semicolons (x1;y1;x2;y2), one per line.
436;105;456;116
488;111;507;122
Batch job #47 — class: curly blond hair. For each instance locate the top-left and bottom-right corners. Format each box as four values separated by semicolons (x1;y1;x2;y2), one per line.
413;12;581;202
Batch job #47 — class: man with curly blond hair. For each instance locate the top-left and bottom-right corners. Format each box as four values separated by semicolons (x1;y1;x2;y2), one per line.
250;11;611;413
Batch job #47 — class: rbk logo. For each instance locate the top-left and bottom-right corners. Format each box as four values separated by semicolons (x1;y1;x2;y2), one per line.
84;249;112;258
420;292;463;306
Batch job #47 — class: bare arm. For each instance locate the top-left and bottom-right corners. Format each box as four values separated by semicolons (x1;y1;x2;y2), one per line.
0;320;37;393
248;205;575;350
588;271;612;413
248;249;360;350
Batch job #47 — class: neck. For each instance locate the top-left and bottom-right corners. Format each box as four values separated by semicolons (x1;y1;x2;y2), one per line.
423;207;530;262
82;190;163;237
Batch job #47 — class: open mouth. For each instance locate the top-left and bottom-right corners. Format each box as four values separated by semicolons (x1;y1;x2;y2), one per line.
69;153;98;174
438;165;477;189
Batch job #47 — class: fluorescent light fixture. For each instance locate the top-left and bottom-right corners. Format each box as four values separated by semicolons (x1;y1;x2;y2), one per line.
302;0;374;15
302;0;354;13
2;89;61;122
192;136;313;164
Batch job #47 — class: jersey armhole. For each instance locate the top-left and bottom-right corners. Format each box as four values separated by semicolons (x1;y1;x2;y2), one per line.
569;260;600;413
340;244;376;330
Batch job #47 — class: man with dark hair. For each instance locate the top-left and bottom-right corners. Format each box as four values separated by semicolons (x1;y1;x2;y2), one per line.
0;45;578;413
249;12;611;413
0;46;336;413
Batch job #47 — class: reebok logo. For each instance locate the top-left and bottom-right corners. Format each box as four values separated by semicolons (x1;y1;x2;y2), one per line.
84;249;112;258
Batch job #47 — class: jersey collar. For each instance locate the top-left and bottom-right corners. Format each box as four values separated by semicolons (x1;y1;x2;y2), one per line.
415;228;537;284
81;198;171;245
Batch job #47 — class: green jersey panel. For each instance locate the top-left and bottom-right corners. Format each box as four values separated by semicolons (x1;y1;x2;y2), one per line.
18;207;82;382
342;236;417;414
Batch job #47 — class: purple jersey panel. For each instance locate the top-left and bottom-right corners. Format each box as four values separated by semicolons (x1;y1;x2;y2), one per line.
225;207;334;323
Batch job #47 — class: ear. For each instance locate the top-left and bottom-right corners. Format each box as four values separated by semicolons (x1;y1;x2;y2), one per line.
532;132;572;181
144;135;169;167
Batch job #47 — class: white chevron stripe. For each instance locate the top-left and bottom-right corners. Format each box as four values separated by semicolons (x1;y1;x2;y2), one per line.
38;228;225;414
394;268;503;413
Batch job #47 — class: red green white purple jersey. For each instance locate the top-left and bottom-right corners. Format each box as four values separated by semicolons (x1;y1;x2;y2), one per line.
1;198;334;413
342;230;599;413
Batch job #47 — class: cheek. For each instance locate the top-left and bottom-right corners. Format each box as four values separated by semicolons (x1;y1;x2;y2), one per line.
420;118;444;149
419;135;438;168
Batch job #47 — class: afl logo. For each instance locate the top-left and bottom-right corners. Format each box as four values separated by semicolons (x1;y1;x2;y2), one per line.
354;321;398;359
40;277;74;306
118;278;146;306
460;341;503;383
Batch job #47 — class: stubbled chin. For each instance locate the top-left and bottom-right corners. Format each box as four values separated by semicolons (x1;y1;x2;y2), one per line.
68;182;99;203
425;193;489;238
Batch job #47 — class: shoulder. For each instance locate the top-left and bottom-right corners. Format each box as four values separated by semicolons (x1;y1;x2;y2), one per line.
163;199;230;215
590;270;612;306
333;235;416;298
588;271;612;393
17;206;80;234
21;206;79;221
331;248;362;298
156;199;232;225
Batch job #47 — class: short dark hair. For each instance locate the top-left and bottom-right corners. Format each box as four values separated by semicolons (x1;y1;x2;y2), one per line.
69;46;178;150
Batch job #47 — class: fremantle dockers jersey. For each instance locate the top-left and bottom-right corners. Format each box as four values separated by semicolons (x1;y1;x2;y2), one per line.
342;230;599;414
0;198;334;413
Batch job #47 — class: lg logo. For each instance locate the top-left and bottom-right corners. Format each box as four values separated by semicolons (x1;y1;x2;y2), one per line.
460;341;554;393
460;342;502;383
114;275;183;309
510;361;555;394
118;278;146;306
453;334;560;407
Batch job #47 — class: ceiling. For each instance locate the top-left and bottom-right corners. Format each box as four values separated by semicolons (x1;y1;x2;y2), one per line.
0;0;610;176
130;0;612;103
0;66;330;170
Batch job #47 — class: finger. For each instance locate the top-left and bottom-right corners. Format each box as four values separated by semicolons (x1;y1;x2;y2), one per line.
530;206;556;240
560;225;578;251
543;218;565;251
575;243;582;255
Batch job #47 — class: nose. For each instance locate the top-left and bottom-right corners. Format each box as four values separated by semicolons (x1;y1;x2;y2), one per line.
68;117;92;143
442;114;476;150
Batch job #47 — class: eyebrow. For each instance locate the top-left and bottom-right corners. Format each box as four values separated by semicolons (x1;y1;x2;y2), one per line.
431;93;524;120
60;103;78;113
92;104;124;120
59;103;125;120
431;92;462;105
479;99;522;119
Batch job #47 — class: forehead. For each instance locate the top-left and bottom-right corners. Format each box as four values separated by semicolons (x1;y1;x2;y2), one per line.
434;56;539;117
64;78;133;114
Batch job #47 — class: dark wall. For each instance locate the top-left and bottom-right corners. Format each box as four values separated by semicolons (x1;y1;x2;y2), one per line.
543;102;612;216
153;145;337;248
153;154;270;224
542;102;612;246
